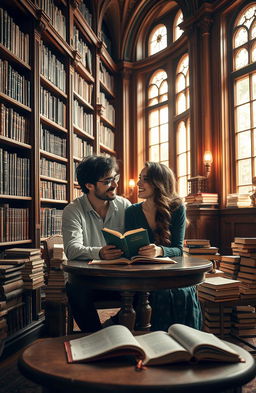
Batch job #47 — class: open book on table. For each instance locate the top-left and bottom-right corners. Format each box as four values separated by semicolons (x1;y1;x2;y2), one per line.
89;256;176;265
101;227;150;258
64;324;243;365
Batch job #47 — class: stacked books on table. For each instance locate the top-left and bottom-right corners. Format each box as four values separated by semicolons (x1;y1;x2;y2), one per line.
183;240;219;268
185;193;218;206
219;255;240;279
231;305;256;337
45;244;67;303
4;248;44;290
201;304;233;335
231;238;256;299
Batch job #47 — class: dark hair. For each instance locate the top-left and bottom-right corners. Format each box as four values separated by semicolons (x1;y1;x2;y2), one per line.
76;155;119;194
145;162;182;246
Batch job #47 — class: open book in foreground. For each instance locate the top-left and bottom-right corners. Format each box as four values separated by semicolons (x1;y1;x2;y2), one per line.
64;324;243;365
102;227;150;258
89;256;176;265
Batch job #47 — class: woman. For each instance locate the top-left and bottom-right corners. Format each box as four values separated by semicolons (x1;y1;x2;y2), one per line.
125;162;202;331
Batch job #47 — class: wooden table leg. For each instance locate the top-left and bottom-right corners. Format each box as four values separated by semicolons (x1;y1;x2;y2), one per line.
118;291;136;331
135;291;151;331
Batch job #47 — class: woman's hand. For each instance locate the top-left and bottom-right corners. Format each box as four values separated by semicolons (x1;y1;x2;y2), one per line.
99;245;123;260
138;244;163;258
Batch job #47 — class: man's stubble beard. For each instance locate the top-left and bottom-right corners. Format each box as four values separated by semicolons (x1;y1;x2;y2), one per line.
94;186;117;201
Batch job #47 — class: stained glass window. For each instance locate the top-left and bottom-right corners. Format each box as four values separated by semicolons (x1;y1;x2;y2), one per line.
173;10;184;41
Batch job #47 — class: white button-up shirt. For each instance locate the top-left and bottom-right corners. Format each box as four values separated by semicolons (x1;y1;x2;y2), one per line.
62;194;131;260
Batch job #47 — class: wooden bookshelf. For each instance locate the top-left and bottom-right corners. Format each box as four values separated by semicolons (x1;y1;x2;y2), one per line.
0;0;119;356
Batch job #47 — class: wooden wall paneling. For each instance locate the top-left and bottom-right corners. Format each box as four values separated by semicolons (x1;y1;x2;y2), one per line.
220;208;256;254
186;207;220;247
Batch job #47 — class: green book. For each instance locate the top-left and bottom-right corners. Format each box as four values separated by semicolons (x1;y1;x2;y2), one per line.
101;227;150;258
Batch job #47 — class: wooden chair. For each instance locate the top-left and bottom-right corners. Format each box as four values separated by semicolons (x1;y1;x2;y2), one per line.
42;235;121;336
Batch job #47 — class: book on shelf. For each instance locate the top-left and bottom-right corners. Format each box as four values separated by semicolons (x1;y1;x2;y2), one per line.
64;324;243;365
198;277;240;290
234;238;256;245
101;227;150;258
4;248;41;257
89;256;176;265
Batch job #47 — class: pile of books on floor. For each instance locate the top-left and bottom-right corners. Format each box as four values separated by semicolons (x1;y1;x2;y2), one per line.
183;239;219;259
185;192;218;206
231;305;256;337
4;248;44;290
45;244;67;303
231;238;256;299
219;255;240;279
0;259;25;336
226;193;252;208
202;304;233;335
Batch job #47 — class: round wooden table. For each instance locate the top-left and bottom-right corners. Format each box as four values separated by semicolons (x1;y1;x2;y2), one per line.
18;334;256;393
63;256;212;331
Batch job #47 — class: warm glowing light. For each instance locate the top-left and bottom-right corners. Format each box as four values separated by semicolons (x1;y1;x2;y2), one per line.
203;151;213;165
128;179;136;189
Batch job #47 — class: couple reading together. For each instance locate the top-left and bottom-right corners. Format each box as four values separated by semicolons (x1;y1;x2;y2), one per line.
62;155;202;333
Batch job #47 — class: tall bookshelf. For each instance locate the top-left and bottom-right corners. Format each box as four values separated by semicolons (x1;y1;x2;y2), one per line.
0;0;118;354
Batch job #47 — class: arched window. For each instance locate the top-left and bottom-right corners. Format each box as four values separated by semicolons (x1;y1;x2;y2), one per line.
148;24;167;56
147;70;169;165
232;4;256;193
173;9;184;41
175;54;190;196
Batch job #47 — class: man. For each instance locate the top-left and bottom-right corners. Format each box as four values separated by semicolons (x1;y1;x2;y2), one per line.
62;155;131;332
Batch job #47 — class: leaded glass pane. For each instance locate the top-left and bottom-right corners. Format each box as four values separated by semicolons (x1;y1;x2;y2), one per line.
149;145;159;161
149;110;158;127
178;153;187;176
174;10;183;41
253;101;256;127
160;106;168;123
237;131;251;159
238;158;252;184
148;84;158;100
160;143;168;161
237;6;256;29
159;80;168;95
176;92;186;114
254;129;256;155
251;21;256;39
178;176;187;197
186;90;190;108
160;123;168;142
177;121;186;153
176;74;185;93
149;126;159;145
234;27;248;48
187;151;191;174
235;77;250;105
149;25;167;56
235;48;249;70
159;93;168;102
253;74;256;99
236;103;251;131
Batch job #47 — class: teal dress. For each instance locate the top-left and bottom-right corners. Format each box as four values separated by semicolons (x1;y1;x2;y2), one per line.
124;203;202;331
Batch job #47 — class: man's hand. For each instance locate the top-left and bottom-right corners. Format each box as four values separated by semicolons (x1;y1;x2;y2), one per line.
138;244;163;258
99;245;123;260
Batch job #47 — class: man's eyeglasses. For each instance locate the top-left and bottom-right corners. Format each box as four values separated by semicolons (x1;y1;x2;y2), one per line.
97;174;120;186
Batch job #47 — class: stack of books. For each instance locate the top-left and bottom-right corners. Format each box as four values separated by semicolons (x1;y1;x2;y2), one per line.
231;305;256;337
230;238;256;299
45;244;67;303
219;255;240;279
226;193;252;208
185;193;218;206
0;261;25;336
198;277;240;303
183;239;219;260
4;248;44;290
202;304;233;335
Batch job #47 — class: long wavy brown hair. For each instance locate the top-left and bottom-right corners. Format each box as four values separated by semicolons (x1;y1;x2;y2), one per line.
144;162;182;246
